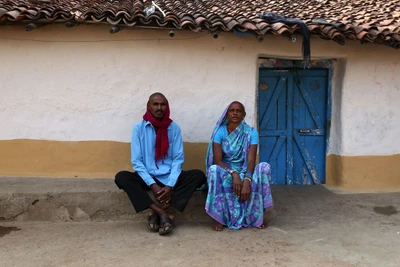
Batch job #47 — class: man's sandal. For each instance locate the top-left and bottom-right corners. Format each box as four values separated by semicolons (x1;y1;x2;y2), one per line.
147;213;160;232
159;216;174;235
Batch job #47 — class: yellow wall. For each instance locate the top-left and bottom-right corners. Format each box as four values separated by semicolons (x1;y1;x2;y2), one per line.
0;139;399;190
326;154;400;190
0;139;207;178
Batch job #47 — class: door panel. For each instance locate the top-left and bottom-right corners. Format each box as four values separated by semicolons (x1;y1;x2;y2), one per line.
258;69;328;185
258;73;288;185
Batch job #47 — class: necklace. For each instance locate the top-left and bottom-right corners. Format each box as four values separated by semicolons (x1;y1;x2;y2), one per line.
227;125;233;134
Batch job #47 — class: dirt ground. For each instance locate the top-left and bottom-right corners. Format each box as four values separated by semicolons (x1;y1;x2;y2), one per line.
1;186;399;267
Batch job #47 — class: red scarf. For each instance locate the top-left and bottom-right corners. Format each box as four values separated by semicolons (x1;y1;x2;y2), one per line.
143;100;173;166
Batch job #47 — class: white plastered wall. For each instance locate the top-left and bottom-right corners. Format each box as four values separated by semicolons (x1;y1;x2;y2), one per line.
0;24;399;156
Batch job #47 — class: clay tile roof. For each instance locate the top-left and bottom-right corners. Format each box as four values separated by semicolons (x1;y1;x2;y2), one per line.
0;0;399;48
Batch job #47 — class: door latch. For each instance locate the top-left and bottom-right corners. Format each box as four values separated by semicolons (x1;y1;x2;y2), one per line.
298;129;312;133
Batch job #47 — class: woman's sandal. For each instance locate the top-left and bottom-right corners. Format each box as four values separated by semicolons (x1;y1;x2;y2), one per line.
159;216;174;235
147;213;160;232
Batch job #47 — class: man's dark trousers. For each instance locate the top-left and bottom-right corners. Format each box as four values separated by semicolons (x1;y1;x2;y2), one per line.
115;170;206;212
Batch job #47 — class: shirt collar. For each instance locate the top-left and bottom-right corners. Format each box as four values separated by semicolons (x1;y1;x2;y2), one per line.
144;120;153;127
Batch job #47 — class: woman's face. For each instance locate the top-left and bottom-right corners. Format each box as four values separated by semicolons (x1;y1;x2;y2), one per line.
227;102;246;124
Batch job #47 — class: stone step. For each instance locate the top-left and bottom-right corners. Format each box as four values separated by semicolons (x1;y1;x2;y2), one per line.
0;177;211;222
6;177;391;224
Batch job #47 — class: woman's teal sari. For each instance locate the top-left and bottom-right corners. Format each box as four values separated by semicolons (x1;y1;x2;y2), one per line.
205;103;273;230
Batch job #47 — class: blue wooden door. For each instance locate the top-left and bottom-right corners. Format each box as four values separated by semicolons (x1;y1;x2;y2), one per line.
258;69;328;185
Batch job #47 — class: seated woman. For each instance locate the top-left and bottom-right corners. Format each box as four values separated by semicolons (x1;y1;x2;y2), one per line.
205;101;273;231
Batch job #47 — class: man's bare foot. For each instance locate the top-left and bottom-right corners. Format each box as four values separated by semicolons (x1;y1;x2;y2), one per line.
212;223;224;231
159;215;174;235
147;212;160;231
257;222;268;229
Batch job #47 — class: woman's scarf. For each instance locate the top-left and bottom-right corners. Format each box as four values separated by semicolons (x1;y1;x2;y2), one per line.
205;102;252;173
143;100;172;166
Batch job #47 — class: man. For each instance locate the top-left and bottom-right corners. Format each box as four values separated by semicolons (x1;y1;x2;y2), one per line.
115;92;206;235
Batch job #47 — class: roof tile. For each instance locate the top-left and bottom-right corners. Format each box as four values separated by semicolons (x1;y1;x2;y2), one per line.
0;0;399;48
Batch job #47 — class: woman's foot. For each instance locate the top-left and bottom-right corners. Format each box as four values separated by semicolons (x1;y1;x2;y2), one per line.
212;222;224;231
257;222;268;229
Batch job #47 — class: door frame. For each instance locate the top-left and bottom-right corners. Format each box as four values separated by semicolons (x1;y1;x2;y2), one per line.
257;58;334;184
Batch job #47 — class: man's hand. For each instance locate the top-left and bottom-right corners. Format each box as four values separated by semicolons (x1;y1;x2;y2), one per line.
157;186;173;204
240;179;251;201
232;173;242;197
150;184;163;199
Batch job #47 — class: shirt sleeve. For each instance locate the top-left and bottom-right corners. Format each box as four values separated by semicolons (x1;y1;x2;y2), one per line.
166;124;184;187
213;126;226;144
250;128;259;145
131;123;156;186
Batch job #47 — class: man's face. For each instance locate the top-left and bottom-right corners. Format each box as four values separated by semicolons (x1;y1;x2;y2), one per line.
148;96;167;120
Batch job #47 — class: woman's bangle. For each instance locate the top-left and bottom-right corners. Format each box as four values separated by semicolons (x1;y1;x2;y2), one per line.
225;168;236;175
245;171;253;177
244;177;252;182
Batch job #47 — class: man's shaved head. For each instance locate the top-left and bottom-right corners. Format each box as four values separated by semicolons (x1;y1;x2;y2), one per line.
149;92;167;102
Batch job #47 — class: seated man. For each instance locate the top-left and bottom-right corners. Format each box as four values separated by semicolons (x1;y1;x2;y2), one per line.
115;92;206;235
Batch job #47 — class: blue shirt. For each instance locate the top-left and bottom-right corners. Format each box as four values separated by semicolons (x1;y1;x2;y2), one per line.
131;120;184;187
213;125;259;145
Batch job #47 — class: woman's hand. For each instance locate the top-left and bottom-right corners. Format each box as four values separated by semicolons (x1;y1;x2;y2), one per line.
241;180;251;201
232;172;242;197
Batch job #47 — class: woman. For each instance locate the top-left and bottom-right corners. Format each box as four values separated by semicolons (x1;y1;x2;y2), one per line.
205;101;273;231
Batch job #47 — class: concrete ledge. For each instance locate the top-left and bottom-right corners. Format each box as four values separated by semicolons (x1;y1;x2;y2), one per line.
2;177;399;224
0;177;210;222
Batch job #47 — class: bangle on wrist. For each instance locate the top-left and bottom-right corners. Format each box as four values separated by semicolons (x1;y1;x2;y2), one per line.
225;168;236;175
245;171;253;177
244;176;252;182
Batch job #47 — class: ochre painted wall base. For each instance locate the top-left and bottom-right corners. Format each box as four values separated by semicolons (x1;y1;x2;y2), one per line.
0;139;207;178
326;154;400;190
1;140;399;190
